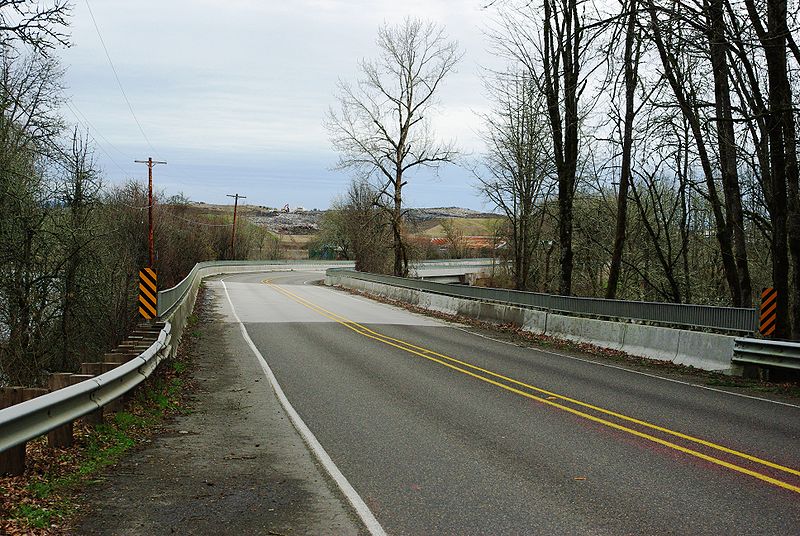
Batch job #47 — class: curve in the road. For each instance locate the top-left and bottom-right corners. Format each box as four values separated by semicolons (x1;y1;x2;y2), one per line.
265;276;800;495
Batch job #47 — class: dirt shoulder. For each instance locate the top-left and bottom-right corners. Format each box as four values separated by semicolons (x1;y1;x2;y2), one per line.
72;286;364;535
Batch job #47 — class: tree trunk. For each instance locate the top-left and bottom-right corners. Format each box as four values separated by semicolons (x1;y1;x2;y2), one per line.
392;172;408;277
744;0;793;338
765;0;793;339
607;0;638;299
648;4;741;306
706;0;752;307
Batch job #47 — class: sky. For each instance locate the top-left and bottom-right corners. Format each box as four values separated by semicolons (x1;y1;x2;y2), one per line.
56;0;503;211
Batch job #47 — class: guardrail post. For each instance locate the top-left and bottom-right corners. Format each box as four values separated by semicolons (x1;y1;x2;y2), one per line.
81;363;126;414
0;387;25;475
0;388;47;475
47;373;75;448
71;373;103;426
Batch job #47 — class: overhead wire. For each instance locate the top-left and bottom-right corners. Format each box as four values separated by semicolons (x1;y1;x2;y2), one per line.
83;0;161;160
63;100;131;178
1;14;247;232
65;99;131;161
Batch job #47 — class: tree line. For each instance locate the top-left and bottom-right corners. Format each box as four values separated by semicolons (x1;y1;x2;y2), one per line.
0;4;279;386
326;4;800;340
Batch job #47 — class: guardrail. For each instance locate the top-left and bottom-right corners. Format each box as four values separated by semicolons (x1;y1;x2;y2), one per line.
327;269;758;334
0;323;171;457
157;260;355;317
0;258;497;468
157;258;496;317
732;338;800;370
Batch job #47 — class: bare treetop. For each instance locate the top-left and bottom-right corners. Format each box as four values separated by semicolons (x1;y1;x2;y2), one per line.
0;0;71;53
327;17;462;189
326;17;462;276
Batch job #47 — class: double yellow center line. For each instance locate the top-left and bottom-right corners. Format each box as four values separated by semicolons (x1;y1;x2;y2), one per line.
263;278;800;494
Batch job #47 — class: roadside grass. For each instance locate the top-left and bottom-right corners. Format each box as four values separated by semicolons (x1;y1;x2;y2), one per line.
0;300;204;535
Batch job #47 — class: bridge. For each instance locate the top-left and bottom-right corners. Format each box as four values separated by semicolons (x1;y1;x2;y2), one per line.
1;260;798;534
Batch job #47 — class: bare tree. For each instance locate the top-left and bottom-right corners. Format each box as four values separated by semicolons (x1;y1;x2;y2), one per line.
489;0;594;295
0;0;70;52
55;127;101;371
740;0;800;337
646;1;747;306
326;17;462;277
343;179;393;273
440;218;466;259
476;71;554;290
606;0;642;299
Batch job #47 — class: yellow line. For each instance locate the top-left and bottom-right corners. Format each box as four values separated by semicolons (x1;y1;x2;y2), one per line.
264;279;800;494
273;281;800;479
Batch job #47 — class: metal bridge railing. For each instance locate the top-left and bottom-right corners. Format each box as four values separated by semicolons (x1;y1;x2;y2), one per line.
327;268;759;334
157;259;496;318
157;260;354;317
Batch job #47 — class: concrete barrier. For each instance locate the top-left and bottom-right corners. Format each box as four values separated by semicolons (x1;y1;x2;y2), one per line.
675;330;736;372
547;314;626;351
326;275;737;374
477;302;526;326
620;324;680;364
522;309;548;335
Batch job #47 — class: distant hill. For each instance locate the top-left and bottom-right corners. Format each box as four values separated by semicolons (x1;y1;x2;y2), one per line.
188;202;498;236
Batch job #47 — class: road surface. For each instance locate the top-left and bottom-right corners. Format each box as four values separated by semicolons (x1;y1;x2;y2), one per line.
214;270;800;535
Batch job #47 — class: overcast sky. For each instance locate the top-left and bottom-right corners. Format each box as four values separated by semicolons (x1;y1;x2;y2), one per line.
58;0;501;210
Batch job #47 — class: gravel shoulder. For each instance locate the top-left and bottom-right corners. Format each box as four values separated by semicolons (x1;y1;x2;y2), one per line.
73;286;365;535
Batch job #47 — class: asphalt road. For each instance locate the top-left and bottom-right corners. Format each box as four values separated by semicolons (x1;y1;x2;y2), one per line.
214;271;800;535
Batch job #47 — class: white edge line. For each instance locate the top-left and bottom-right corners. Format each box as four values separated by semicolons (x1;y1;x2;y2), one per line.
221;281;387;536
453;326;800;410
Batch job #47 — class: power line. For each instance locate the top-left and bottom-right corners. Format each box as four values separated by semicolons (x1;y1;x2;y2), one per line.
66;100;130;162
84;0;161;159
63;101;131;178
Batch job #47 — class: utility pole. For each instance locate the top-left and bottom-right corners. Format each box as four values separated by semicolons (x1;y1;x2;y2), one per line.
135;157;167;267
227;193;246;259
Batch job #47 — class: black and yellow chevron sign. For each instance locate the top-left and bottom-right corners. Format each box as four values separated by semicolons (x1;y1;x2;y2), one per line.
139;268;158;320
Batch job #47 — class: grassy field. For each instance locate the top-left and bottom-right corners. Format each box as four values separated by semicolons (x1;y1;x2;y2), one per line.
420;217;503;237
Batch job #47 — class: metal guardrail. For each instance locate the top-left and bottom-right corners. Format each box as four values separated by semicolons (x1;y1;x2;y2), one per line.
327;269;759;334
0;259;495;455
0;323;171;453
157;260;355;317
156;258;496;317
732;338;800;370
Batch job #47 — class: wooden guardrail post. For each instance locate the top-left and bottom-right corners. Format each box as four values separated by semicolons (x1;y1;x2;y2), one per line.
70;373;102;426
47;373;75;448
0;387;47;475
0;387;25;475
81;363;126;414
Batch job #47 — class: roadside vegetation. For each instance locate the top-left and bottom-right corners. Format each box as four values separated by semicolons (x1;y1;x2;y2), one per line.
0;309;196;534
323;2;800;341
0;6;282;387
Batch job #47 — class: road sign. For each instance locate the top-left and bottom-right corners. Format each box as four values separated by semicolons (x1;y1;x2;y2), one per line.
760;287;777;337
139;268;158;320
